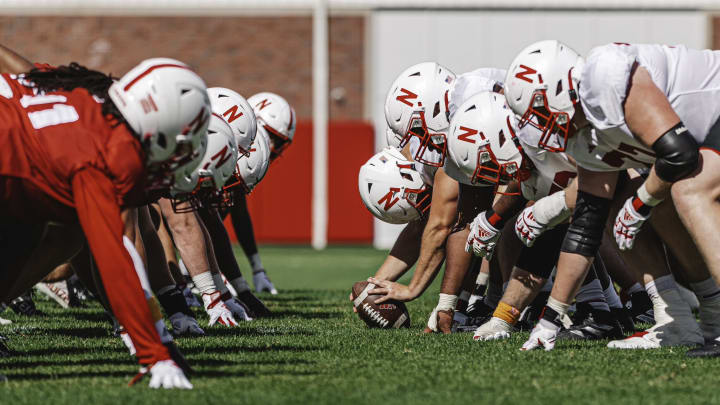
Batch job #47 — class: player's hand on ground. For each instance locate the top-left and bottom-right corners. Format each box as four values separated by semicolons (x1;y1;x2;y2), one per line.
465;212;500;259
223;296;253;321
169;312;205;336
253;270;278;295
148;360;193;389
614;197;649;251
201;292;238;327
367;277;416;303
521;319;559;352
515;206;547;247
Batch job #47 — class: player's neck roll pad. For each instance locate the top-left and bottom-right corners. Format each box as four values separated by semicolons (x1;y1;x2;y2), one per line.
652;122;699;183
560;190;611;257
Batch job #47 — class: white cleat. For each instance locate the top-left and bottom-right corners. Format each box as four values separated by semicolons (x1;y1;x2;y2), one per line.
169;312;205;336
253;271;278;295
608;287;703;349
35;282;70;309
473;317;512;341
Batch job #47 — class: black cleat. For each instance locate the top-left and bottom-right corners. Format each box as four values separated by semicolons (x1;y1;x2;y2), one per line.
687;342;720;358
0;334;12;357
465;299;494;319
628;291;655;325
237;290;271;318
9;292;44;316
557;319;624;341
611;307;635;335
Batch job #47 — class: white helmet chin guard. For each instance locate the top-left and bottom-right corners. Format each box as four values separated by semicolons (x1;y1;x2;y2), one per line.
248;92;296;160
208;87;257;158
384;62;456;167
504;40;584;152
447;92;529;191
358;147;431;224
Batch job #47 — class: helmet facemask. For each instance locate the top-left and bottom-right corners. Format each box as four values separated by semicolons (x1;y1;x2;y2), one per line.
399;109;448;168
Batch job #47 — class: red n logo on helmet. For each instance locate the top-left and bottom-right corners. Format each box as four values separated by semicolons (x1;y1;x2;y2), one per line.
377;187;401;210
223;105;244;123
457;126;478;144
515;65;537;83
396;88;417;107
183;108;209;135
257;99;271;110
211;145;234;168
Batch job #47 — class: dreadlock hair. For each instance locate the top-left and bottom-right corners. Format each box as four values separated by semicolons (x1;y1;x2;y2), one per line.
22;62;129;128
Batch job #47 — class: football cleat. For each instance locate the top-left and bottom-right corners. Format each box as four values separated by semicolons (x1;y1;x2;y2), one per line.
237;290;271;318
169;312;205;337
611;307;635;335
9;292;44;316
253;271;278;295
607;322;704;349
697;298;720;343
472;317;512;341
686;339;720;358
451;311;492;333
557;318;624;341
35;282;70;309
67;276;92;306
0;334;11;357
465;299;494;319
627;291;655;325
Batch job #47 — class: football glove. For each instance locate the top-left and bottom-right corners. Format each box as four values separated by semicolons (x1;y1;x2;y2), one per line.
614;197;650;251
520;319;560;351
148;360;193;389
515;206;547;247
465;212;501;259
253;271;278;295
201;291;238;327
169;312;205;336
223;295;253;322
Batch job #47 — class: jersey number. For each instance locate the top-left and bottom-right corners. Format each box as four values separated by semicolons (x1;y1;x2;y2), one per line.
600;142;655;168
548;171;577;195
20;94;80;129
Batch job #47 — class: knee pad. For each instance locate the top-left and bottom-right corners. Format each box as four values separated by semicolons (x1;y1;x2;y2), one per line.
561;191;611;257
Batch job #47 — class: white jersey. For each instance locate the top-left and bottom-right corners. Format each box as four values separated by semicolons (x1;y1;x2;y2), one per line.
519;140;577;201
571;43;720;171
444;67;507;185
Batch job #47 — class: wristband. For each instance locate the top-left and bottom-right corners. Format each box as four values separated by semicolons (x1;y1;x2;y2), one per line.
632;183;663;216
437;293;458;312
493;301;521;325
485;209;505;228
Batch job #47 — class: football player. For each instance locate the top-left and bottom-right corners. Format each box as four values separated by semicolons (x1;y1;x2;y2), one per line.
364;63;504;333
503;40;720;354
0;57;208;388
225;92;297;295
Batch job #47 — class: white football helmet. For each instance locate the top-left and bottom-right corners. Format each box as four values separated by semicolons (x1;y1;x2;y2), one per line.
248;92;296;160
207;87;256;158
109;58;210;164
358;147;431;224
447;92;529;189
224;125;271;195
384;62;456;167
504;40;584;152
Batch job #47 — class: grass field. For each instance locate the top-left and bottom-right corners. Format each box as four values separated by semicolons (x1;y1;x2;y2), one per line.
2;246;720;404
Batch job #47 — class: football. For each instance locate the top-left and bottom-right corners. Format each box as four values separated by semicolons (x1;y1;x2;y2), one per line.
351;281;410;329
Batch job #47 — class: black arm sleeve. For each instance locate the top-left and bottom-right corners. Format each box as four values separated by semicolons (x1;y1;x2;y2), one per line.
229;194;259;258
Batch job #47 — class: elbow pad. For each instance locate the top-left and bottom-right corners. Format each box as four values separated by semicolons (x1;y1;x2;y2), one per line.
560;191;611;257
652;123;699;182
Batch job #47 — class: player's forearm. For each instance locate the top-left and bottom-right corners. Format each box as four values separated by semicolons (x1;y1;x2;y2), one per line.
0;44;32;74
643;166;672;201
407;223;449;296
490;182;527;218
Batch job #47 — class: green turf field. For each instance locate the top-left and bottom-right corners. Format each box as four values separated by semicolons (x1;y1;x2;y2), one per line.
2;246;720;404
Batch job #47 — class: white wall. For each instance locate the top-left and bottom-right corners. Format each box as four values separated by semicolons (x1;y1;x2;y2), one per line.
370;9;708;248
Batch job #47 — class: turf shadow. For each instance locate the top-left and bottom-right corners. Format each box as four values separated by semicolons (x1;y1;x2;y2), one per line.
183;344;328;355
5;370;133;380
199;327;315;338
268;310;342;320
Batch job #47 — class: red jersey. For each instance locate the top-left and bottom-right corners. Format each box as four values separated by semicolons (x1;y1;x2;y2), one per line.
0;73;169;366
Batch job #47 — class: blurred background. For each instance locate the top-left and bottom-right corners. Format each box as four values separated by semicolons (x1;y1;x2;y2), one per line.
0;0;716;249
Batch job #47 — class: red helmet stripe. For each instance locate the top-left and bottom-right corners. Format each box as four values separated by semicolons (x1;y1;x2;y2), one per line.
123;63;192;91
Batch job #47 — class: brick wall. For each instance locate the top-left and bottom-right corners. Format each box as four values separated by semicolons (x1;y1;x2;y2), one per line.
0;15;365;119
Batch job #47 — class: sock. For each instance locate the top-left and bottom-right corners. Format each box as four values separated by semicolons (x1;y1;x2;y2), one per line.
179;259;189;276
576;279;610;313
436;293;458;312
191;272;216;295
484;281;503;309
156;285;191;317
229;277;251;294
603;285;623;309
541;296;570;330
690;277;720;302
627;282;644;295
645;274;676;299
249;253;264;274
